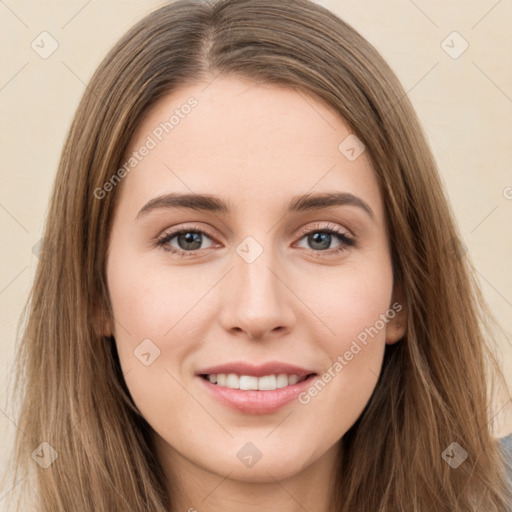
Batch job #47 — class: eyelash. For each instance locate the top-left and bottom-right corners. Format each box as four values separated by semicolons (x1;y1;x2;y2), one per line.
154;222;356;258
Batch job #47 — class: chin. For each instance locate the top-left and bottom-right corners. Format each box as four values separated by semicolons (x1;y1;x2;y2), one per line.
195;443;319;483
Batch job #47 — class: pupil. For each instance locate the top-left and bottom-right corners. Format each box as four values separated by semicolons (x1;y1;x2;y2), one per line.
309;232;330;250
179;232;202;250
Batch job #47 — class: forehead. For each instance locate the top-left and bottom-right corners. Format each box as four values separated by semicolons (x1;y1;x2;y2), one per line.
117;76;383;220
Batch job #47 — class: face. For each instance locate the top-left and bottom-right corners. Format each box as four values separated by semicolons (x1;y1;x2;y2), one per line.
104;76;405;486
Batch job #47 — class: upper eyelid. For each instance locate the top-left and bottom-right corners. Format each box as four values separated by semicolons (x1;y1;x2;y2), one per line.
157;221;351;240
157;224;216;242
296;221;353;238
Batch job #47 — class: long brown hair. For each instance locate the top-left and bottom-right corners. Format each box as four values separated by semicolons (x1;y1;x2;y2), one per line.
4;0;511;510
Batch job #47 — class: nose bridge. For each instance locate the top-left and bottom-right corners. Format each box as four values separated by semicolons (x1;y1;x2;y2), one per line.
220;235;295;338
237;239;280;304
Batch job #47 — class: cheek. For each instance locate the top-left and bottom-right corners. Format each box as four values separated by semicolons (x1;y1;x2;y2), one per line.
106;244;212;348
296;344;385;456
303;256;394;354
295;260;393;429
105;249;218;419
323;286;392;356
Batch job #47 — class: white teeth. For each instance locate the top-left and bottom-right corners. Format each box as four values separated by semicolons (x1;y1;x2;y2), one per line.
204;373;306;390
276;373;289;388
226;373;239;389
239;375;258;390
258;375;276;391
288;375;299;385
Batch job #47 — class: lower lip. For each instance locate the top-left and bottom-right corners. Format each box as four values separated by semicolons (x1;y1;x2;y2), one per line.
196;374;318;414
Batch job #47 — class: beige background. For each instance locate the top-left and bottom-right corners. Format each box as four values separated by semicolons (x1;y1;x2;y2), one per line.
1;0;511;505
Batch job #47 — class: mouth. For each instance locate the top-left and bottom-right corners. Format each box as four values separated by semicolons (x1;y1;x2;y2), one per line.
195;362;318;414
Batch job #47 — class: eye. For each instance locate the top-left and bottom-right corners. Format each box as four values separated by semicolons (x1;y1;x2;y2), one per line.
155;225;217;256
155;222;356;258
294;222;356;256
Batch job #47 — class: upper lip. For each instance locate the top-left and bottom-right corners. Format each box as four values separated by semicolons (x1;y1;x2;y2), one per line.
196;361;317;378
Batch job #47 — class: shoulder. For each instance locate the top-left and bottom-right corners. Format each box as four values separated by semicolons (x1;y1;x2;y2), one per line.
499;433;512;486
501;433;512;457
500;434;512;512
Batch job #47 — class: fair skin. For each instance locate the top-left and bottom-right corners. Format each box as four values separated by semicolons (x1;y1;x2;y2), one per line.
104;76;406;512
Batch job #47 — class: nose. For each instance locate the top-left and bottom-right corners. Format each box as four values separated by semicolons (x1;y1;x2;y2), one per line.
219;243;296;341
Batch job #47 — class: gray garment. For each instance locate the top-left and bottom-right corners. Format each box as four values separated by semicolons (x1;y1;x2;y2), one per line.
500;434;512;511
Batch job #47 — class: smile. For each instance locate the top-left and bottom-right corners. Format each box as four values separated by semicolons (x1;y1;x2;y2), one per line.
195;361;319;414
200;373;312;390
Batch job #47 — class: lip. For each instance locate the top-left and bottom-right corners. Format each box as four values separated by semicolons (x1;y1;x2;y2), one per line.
195;361;318;415
196;361;315;379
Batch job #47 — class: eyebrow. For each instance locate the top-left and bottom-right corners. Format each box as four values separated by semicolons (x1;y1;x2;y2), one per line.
135;191;374;221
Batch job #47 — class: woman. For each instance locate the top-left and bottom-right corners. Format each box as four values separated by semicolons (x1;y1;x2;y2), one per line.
5;0;512;510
